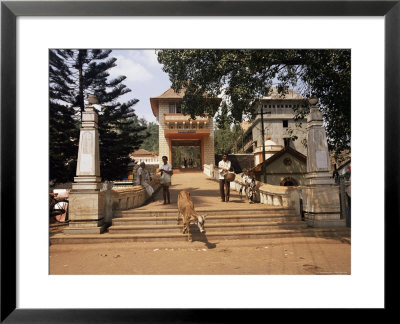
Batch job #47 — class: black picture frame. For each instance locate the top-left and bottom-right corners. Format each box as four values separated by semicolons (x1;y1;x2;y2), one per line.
1;0;398;322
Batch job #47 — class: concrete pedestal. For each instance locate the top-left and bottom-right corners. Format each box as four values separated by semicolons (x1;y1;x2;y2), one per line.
64;190;106;234
302;185;344;227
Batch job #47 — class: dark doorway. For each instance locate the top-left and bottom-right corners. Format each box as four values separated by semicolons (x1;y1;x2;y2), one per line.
280;177;298;186
171;140;201;169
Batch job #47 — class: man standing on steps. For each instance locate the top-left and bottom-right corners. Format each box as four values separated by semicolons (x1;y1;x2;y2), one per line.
160;156;173;205
218;153;231;202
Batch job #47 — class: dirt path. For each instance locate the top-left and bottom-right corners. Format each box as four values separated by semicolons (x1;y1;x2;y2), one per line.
50;236;350;275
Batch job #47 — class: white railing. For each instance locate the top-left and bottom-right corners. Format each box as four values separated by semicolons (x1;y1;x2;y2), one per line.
111;176;160;211
164;114;209;122
99;176;161;224
258;183;299;211
203;164;214;177
211;168;300;213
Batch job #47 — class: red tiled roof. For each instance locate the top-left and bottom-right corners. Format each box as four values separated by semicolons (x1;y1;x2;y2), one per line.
130;149;157;157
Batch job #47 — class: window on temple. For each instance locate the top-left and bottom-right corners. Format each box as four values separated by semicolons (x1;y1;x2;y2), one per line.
176;104;181;113
284;138;291;147
169;104;175;113
283;120;288;128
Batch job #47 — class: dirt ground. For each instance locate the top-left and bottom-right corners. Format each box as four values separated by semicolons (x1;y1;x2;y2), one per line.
50;173;350;275
49;235;350;275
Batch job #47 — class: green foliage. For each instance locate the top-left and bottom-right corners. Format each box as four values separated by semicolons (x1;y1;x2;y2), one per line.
214;101;243;154
49;49;148;183
158;49;351;156
49;50;79;183
49;102;79;183
138;119;159;154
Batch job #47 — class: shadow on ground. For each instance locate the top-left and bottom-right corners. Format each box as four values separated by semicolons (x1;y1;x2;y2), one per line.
188;224;217;249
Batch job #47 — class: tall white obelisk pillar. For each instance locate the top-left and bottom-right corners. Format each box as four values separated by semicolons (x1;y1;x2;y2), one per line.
302;98;344;227
65;95;106;234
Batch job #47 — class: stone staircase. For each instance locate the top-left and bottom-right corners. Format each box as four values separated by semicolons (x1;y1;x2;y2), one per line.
70;208;349;244
50;205;350;244
109;207;305;240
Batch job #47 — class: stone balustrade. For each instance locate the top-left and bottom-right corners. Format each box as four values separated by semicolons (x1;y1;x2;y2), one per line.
212;168;300;213
257;183;299;209
111;186;148;211
163;113;209;123
97;176;160;226
111;176;160;211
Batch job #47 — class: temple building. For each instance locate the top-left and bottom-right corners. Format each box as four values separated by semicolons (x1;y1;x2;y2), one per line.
235;88;310;186
253;136;283;166
252;146;307;186
236;87;308;157
150;88;221;170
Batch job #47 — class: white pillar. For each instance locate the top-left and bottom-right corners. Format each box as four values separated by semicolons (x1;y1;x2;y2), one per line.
72;104;102;190
303;98;343;227
65;97;107;234
305;101;335;186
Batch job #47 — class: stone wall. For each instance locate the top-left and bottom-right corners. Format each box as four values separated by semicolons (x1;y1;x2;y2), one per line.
251;117;308;156
203;123;215;166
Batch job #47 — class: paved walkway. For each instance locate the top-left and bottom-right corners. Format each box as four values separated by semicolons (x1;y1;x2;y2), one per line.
139;172;275;210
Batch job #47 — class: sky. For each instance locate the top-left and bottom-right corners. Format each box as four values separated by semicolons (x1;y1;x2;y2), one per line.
108;50;171;123
106;50;305;125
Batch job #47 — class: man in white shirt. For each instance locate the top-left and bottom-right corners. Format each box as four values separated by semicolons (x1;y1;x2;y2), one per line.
160;155;173;205
218;154;231;202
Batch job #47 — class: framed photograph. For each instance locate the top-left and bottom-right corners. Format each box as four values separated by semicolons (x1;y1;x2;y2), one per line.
1;0;397;321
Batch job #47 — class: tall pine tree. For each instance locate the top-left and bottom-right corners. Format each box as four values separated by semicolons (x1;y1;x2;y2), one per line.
49;49;148;183
49;50;79;183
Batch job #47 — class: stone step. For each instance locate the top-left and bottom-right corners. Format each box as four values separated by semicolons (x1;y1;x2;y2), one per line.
50;227;351;244
112;214;300;226
305;218;347;227
114;206;296;218
108;221;307;234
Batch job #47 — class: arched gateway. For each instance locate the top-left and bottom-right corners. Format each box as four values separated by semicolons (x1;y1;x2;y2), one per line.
150;88;221;170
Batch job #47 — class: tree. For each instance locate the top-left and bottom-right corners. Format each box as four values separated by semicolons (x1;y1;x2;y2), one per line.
214;101;242;154
49;50;79;183
138;119;159;154
49;49;148;182
157;49;350;156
